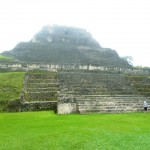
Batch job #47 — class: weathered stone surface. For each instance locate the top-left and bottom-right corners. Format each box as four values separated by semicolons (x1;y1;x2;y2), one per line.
76;95;150;114
21;101;57;112
0;100;57;112
57;103;77;114
23;71;59;102
2;68;150;114
0;99;21;112
57;69;150;114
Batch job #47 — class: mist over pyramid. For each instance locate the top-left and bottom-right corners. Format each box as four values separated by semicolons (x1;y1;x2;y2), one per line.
1;25;130;67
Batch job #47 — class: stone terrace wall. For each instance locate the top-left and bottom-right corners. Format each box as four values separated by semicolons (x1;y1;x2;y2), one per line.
0;100;57;112
19;71;59;112
20;101;57;112
57;70;150;114
2;67;150;113
1;63;150;75
23;71;59;102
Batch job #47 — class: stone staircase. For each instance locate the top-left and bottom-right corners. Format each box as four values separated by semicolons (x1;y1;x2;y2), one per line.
20;71;58;112
58;70;150;114
24;71;59;102
76;95;145;113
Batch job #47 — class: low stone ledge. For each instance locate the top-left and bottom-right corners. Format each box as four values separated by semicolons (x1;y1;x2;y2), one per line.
21;101;57;112
0;99;21;112
0;100;57;112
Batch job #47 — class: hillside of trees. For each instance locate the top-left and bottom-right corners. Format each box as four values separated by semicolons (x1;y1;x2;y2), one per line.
1;25;130;67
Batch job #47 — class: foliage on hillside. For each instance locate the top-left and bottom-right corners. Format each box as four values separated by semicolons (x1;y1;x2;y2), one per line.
1;25;130;67
0;55;16;63
0;72;25;101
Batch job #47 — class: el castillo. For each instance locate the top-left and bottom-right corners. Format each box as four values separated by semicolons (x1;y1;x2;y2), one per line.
0;25;150;114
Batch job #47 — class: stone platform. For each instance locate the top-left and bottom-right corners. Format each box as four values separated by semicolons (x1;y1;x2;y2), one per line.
21;69;150;114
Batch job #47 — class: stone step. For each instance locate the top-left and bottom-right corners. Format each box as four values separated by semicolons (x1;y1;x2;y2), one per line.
27;82;59;85
79;108;144;114
25;96;58;102
27;87;59;91
27;79;59;84
59;85;132;90
27;84;59;88
25;91;58;101
77;101;143;105
76;98;145;102
59;80;130;85
60;72;123;77
75;95;144;98
60;78;126;81
27;91;58;94
77;100;144;104
59;83;136;90
59;89;137;94
27;74;57;79
60;91;137;95
76;96;146;99
77;104;143;108
60;84;119;88
25;98;57;102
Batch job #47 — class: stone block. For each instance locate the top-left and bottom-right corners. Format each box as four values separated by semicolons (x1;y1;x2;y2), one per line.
57;103;77;114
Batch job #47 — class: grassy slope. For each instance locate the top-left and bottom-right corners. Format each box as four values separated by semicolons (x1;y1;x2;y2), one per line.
0;111;150;150
0;55;15;63
0;72;25;100
0;55;11;60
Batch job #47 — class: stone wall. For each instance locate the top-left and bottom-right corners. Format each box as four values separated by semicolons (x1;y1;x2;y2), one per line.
57;70;150;114
1;68;150;114
0;100;57;112
0;99;22;112
57;103;77;114
20;101;57;112
0;63;150;75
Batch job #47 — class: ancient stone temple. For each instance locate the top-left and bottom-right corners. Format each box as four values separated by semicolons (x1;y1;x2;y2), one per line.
1;25;150;113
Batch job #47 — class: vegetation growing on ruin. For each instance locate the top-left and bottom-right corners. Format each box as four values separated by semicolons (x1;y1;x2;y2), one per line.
0;111;150;150
1;25;130;67
0;72;25;100
0;55;15;63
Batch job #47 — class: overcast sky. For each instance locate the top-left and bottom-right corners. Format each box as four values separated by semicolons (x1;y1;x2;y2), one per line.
0;0;150;66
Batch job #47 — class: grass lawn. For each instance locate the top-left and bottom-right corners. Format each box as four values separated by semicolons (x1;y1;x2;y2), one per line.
0;111;150;150
0;72;25;100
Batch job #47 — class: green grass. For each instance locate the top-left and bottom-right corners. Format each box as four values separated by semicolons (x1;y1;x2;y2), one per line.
0;55;15;63
0;111;150;150
0;72;25;100
0;55;11;60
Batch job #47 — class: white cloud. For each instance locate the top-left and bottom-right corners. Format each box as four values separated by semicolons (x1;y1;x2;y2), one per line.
0;0;150;66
